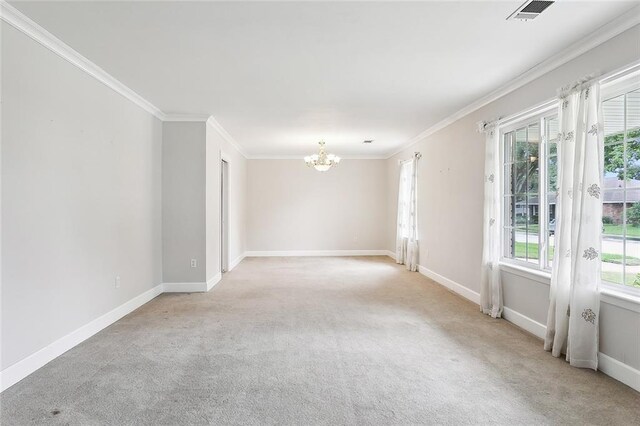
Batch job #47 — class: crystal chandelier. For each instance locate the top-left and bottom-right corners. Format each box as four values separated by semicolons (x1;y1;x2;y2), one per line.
304;141;341;172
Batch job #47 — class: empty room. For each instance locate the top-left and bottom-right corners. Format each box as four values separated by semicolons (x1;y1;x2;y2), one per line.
1;0;640;424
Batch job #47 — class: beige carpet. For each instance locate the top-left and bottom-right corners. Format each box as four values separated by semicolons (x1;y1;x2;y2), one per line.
1;256;639;425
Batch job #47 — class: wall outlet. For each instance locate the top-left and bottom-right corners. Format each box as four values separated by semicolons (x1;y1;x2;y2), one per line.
191;259;197;268
115;275;121;289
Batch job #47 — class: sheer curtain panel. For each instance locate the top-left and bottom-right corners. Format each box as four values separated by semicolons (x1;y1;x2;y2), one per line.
396;156;419;271
480;121;503;318
544;79;602;370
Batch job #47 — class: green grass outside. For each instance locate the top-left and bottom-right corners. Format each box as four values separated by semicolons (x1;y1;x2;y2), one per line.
603;224;640;237
601;271;640;288
517;224;640;237
514;242;640;288
514;242;640;265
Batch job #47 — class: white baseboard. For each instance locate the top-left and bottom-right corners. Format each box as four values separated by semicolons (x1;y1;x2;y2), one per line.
0;283;163;393
229;253;245;271
500;308;640;392
206;272;222;291
418;265;481;305
245;250;390;257
162;282;208;293
384;250;396;260
502;307;546;339
598;352;640;392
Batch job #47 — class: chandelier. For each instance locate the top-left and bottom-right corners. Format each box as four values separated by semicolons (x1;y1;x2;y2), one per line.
304;141;341;172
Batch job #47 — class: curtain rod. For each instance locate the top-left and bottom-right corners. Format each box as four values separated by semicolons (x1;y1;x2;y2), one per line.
398;152;421;165
482;60;640;132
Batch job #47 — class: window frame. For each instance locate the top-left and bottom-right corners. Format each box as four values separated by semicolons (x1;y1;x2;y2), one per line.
499;107;557;272
497;67;640;297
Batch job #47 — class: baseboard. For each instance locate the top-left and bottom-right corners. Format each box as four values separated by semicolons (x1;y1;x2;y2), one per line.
206;272;222;291
384;250;396;260
229;253;246;271
418;265;481;305
598;352;640;392
162;282;208;293
502;308;640;392
0;283;163;393
502;307;546;339
245;250;390;257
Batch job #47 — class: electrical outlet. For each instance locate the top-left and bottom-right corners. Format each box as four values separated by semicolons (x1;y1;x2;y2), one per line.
191;259;197;268
115;275;121;289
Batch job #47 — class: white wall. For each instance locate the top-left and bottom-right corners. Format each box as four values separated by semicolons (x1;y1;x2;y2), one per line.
162;122;206;283
206;121;247;280
1;24;163;370
247;160;387;252
162;121;247;286
386;25;640;374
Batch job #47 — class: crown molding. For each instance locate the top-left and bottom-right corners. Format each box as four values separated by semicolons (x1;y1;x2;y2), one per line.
162;114;211;122
245;154;388;160
206;116;248;158
384;5;640;159
0;0;166;121
1;0;253;157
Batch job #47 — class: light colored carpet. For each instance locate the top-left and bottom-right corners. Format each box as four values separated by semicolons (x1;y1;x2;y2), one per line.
1;256;638;425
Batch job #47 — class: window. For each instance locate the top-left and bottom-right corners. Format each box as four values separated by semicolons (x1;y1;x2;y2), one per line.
601;75;640;290
502;111;557;270
499;68;640;294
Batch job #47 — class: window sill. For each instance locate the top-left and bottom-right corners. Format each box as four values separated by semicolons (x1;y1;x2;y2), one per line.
499;261;551;285
600;286;640;313
499;261;640;313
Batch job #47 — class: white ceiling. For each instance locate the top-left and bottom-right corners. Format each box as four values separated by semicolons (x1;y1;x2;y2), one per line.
9;1;639;157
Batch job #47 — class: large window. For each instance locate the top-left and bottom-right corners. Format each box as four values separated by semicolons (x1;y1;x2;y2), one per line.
500;71;640;293
502;112;557;270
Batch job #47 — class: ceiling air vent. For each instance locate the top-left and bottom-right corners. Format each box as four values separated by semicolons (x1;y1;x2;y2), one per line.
363;140;373;144
507;0;554;21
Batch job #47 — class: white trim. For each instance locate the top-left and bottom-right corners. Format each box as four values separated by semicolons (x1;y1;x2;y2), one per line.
246;154;388;160
502;307;546;339
385;6;640;159
162;282;208;293
384;250;396;261
417;265;481;305
245;250;390;257
598;353;640;392
500;262;551;286
0;283;163;392
600;287;640;313
163;114;211;122
229;253;246;271
500;306;640;392
0;1;253;161
498;99;558;132
0;1;165;121
502;306;640;392
206;116;248;159
206;273;222;291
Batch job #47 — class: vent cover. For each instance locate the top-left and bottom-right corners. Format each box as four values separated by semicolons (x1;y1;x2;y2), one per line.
507;0;554;21
363;140;373;144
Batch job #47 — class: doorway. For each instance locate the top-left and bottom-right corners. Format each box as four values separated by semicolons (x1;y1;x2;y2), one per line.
221;159;229;273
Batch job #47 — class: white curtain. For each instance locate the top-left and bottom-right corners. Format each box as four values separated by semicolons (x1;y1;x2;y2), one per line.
396;157;419;271
480;121;503;318
544;80;602;370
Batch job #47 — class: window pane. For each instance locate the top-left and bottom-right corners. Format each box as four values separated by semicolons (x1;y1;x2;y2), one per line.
502;121;544;266
627;90;640;133
603;94;624;137
623;93;640;287
624;189;640;289
546;116;558;268
602;88;640;292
